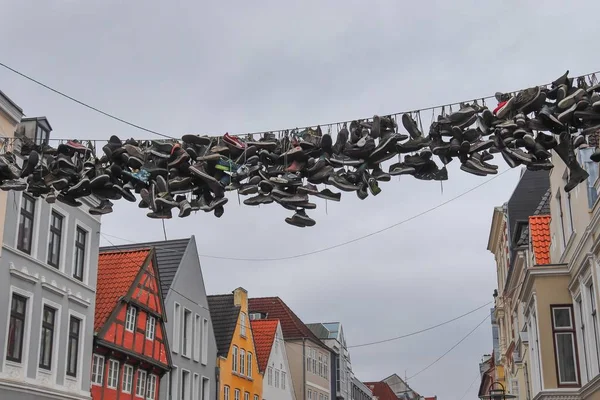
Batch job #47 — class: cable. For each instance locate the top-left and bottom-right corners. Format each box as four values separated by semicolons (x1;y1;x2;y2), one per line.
348;301;492;348
0;62;176;140
406;313;489;381
100;168;514;262
458;373;481;400
2;60;598;139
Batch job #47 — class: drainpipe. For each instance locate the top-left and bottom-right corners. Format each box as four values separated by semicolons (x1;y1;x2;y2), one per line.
302;338;307;400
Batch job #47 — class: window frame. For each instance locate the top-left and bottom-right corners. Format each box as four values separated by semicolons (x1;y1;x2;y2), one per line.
282;371;286;389
125;305;137;332
136;370;147;397
6;293;27;363
107;359;120;389
181;369;190;400
194;314;201;362
551;305;581;387
66;315;81;377
182;308;192;358
224;385;230;400
240;312;247;337
122;364;134;393
146;374;157;400
234;389;240;400
146;315;156;340
244;392;249;400
268;366;273;385
73;226;87;281
247;352;253;378
589;283;600;372
201;318;209;365
91;354;105;386
17;193;35;254
240;349;246;375
39;305;56;370
275;368;280;388
47;210;63;268
232;346;238;372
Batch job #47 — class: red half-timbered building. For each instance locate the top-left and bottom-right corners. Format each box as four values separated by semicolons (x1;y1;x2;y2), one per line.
91;248;172;400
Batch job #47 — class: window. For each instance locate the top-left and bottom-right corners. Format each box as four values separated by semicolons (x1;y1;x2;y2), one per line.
146;374;157;400
306;349;311;372
35;124;49;145
244;392;249;400
511;379;519;397
590;284;600;371
240;349;246;375
146;315;156;340
268;366;273;385
194;314;201;361
224;386;230;400
232;346;238;372
552;306;579;385
318;353;323;376
67;316;81;376
7;293;27;362
47;211;63;268
254;396;259;400
201;318;208;365
171;367;178;400
240;312;247;337
580;148;599;207
73;226;87;281
183;309;192;357
578;298;590;382
312;349;317;372
125;306;137;332
136;370;147;397
108;359;119;388
247;352;253;378
17;194;35;254
324;355;328;380
174;303;181;352
282;371;286;389
234;389;240;400
123;365;134;393
275;369;280;388
201;377;210;400
193;373;200;400
182;370;190;400
39;305;56;369
308;389;312;400
92;354;104;385
320;393;324;400
557;191;567;249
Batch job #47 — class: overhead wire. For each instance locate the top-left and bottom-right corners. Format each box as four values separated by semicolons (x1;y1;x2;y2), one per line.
1;61;599;139
99;168;514;262
458;372;482;400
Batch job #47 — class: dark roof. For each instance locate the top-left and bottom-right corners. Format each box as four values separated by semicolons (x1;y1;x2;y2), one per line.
100;238;191;295
506;169;550;248
534;188;551;215
306;323;330;339
249;297;327;348
207;294;240;357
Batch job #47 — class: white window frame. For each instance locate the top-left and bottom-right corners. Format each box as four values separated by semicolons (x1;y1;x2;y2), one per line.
122;364;134;393
64;309;86;383
201;377;210;400
173;302;181;353
136;370;147;397
193;373;200;400
91;354;105;386
588;282;600;375
275;369;280;388
125;306;137;332
244;392;249;400
234;389;240;400
201;318;209;365
182;308;192;358
194;314;201;362
552;305;580;386
146;315;156;340
240;349;246;375
247;352;252;378
107;359;120;389
181;369;191;400
282;371;286;389
240;312;247;337
171;366;179;400
232;346;238;372
146;374;157;400
4;286;33;374
37;298;61;375
224;386;230;400
268;366;273;385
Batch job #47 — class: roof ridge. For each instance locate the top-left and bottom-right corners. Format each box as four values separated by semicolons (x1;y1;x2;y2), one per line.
99;247;152;254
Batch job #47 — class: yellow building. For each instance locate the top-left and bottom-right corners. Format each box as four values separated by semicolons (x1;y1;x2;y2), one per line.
208;288;263;400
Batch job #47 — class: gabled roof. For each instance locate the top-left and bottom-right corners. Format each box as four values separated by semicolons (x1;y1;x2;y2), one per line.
207;294;240;357
251;319;279;373
100;238;191;295
530;215;551;265
95;248;151;332
363;382;399;400
248;297;325;347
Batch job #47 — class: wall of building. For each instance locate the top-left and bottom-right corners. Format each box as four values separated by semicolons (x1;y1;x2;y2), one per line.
285;341;305;400
0;100;21;256
159;241;217;400
0;190;101;399
262;324;295;400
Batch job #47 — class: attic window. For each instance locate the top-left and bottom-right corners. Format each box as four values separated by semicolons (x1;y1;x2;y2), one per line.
35;124;49;146
249;312;266;320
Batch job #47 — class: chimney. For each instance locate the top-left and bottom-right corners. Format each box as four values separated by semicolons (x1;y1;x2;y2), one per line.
233;287;248;310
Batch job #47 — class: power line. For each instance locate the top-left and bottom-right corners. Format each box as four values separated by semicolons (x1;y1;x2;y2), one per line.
100;168;514;262
348;301;492;349
458;373;481;400
2;60;599;139
406;313;489;381
0;62;175;140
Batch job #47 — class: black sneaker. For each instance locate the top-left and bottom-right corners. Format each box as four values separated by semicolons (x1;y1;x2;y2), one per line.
314;188;341;202
285;214;307;228
293;209;316;226
401;114;423;139
372;167;391;182
57;193;82;208
182;134;211;146
558;88;586;110
20;151;39;178
178;198;192;218
389;163;416;176
238;185;258;196
328;173;359;192
147;209;172;219
329;153;363;167
396;136;429;153
297;183;319;195
89;199;114;215
447;106;476;124
244;194;274;206
0;179;27;191
356;183;369;200
190;162;217;183
213;206;225;218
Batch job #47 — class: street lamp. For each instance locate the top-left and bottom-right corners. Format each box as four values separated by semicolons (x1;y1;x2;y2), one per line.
479;382;516;400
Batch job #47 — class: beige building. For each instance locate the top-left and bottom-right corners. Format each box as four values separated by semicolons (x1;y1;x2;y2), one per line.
0;90;23;255
485;141;600;400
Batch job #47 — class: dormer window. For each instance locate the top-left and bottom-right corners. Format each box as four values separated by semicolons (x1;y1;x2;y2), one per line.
249;312;266;320
35;124;49;146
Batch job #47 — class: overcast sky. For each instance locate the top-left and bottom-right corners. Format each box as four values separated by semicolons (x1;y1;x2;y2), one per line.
3;1;600;399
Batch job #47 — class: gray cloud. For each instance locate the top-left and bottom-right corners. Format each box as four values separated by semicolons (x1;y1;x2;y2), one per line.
2;1;600;398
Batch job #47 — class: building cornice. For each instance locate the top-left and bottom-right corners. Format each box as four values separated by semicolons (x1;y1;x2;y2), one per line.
0;90;23;125
580;374;600;399
488;207;506;254
519;264;570;305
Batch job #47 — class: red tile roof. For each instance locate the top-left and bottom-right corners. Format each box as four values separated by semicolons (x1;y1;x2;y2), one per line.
95;249;151;332
251;319;279;373
363;382;399;400
248;297;324;346
529;215;551;265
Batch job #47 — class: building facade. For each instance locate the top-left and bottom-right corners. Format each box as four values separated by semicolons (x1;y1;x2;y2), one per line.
352;378;373;400
104;237;218;400
92;248;172;400
0;115;102;399
248;297;332;400
208;288;263;400
251;319;296;400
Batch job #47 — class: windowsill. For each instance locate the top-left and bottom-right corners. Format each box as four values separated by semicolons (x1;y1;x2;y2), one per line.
181;354;191;360
232;372;253;382
5;360;23;369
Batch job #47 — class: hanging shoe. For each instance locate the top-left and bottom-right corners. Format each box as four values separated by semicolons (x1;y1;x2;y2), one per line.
314;188;341;201
89;199;114;215
401;114;423;139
